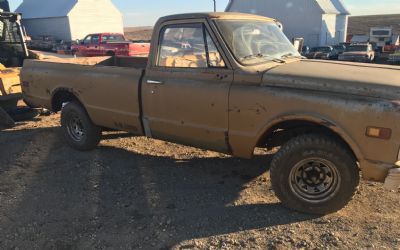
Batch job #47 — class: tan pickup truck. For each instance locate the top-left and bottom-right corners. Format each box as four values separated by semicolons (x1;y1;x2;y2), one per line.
21;13;400;214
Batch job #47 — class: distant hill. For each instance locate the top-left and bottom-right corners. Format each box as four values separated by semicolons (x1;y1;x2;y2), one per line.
124;26;153;41
124;14;400;41
348;14;400;35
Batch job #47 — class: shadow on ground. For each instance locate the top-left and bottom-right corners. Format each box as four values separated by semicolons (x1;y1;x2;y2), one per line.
0;126;317;249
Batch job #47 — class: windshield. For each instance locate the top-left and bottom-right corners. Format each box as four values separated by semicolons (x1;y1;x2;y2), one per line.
216;20;300;65
346;45;368;52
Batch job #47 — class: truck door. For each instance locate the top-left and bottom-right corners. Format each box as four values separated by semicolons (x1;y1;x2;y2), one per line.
142;21;233;153
81;35;92;56
89;34;100;56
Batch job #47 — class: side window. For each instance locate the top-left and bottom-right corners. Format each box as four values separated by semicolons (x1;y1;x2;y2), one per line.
206;31;226;67
157;23;226;68
91;35;100;44
83;35;92;45
158;24;207;68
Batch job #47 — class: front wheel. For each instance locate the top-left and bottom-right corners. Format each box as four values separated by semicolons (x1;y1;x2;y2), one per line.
61;101;101;151
270;134;359;214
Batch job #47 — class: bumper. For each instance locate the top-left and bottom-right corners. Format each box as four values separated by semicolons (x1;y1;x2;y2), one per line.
339;57;370;63
360;159;396;182
383;166;400;190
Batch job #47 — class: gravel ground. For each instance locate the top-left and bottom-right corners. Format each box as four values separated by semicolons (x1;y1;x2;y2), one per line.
0;114;399;250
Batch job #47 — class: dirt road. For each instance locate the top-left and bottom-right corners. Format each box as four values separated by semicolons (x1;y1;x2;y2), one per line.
0;114;399;249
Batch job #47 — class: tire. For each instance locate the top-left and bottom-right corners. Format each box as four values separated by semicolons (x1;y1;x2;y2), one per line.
270;134;359;215
61;101;101;151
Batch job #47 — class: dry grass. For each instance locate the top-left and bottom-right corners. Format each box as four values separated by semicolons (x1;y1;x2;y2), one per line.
348;14;400;35
124;26;153;41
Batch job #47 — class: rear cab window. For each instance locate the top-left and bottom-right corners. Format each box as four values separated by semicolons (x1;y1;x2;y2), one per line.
157;23;226;68
102;35;125;43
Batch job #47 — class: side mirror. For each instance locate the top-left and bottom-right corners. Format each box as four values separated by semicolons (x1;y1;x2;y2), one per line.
276;21;283;31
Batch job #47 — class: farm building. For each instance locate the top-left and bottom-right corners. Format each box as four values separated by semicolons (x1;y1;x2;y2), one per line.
15;0;124;41
226;0;350;47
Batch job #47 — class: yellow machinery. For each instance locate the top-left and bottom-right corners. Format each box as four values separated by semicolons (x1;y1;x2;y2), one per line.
0;65;22;127
0;11;31;127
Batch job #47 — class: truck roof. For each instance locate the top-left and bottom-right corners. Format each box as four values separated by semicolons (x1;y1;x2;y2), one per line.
157;12;276;23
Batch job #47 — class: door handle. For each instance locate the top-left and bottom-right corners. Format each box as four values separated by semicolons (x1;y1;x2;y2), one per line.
147;80;163;85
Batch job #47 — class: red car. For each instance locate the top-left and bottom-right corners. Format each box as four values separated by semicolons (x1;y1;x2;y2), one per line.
71;33;150;57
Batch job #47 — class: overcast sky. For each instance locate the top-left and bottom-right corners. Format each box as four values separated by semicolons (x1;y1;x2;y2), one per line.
9;0;400;27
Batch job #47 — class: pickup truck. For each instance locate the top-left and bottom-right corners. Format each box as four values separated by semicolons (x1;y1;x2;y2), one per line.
21;12;400;215
388;48;400;64
339;43;375;63
71;33;150;57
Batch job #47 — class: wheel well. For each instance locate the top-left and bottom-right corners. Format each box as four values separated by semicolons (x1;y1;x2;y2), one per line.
257;120;357;160
106;51;115;56
51;90;81;112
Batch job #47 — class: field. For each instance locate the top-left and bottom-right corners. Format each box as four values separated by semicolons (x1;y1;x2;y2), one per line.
0;114;399;249
124;26;153;41
125;14;400;42
348;14;400;35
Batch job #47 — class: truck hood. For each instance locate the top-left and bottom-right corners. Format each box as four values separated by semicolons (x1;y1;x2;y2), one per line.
262;60;400;100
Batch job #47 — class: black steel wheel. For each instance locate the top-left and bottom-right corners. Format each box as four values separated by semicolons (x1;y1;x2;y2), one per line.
270;134;359;214
61;101;101;151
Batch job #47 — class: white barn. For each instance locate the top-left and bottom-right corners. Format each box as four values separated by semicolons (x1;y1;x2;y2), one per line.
16;0;124;41
226;0;350;47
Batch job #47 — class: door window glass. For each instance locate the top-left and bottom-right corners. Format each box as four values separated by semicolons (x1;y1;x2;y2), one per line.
91;35;100;44
83;35;92;44
157;24;226;68
158;24;207;68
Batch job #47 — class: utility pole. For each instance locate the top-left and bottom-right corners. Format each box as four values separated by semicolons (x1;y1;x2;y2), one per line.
213;0;216;12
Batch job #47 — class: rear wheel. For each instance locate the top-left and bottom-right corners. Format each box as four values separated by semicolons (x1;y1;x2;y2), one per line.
61;102;101;151
270;134;359;214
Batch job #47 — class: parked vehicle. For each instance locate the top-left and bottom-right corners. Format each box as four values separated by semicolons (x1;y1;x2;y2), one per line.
339;44;375;63
332;44;346;54
22;12;400;215
388;48;400;64
306;46;338;60
71;33;150;57
0;11;28;67
300;46;310;56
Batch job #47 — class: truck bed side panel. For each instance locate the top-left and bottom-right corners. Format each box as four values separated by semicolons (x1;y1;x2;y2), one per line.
22;60;144;134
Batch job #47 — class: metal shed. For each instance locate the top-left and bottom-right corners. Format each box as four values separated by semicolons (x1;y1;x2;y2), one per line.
16;0;124;41
226;0;350;47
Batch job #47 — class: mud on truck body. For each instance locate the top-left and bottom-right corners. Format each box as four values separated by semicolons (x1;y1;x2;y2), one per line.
21;12;400;214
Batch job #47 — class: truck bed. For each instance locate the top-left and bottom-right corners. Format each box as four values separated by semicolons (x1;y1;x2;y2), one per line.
22;56;147;134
